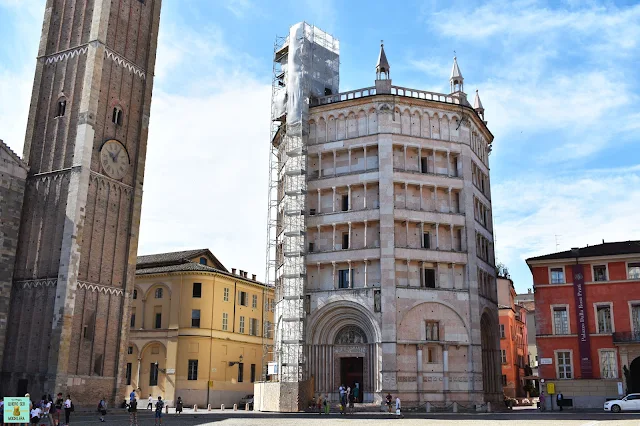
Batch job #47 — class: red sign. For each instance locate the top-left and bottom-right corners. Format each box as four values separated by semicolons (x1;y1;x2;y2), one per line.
572;264;593;378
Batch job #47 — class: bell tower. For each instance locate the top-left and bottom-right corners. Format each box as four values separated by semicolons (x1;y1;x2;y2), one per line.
1;0;162;404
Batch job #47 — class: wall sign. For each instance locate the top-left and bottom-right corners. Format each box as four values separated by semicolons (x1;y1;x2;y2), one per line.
540;358;553;365
572;264;593;378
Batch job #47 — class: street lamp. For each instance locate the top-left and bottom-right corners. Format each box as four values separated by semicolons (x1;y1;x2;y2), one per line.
228;355;243;367
154;361;166;373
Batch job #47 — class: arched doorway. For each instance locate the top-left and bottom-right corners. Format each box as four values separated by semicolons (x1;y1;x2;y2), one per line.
481;311;499;401
335;326;367;401
630;356;640;393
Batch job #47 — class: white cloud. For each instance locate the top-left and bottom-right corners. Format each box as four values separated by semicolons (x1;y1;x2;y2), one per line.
224;0;254;18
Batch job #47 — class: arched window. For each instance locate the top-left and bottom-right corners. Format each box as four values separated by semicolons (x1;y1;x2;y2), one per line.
55;98;66;117
112;106;123;126
155;288;163;299
133;289;137;299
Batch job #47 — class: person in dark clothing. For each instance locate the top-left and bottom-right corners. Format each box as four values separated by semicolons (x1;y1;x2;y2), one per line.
128;398;138;426
175;397;183;415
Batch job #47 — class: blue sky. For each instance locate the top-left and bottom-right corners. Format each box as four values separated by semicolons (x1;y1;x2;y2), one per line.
1;0;639;293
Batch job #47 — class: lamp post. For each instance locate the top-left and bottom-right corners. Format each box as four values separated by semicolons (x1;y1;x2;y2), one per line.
229;355;244;367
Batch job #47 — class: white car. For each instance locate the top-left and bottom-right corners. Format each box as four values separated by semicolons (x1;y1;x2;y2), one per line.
604;394;640;412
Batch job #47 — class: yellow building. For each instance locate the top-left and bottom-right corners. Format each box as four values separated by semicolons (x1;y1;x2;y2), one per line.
125;249;274;407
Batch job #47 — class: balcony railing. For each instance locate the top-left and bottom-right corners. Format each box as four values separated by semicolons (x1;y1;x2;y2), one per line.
613;331;640;343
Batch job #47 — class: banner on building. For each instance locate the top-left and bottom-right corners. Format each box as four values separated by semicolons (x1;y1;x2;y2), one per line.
572;264;593;378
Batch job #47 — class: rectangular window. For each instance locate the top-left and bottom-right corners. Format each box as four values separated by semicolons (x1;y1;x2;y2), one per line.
308;242;314;252
596;305;612;333
501;375;507;386
423;233;430;249
238;363;244;382
239;291;248;306
264;320;272;338
239;316;245;333
155;312;162;329
628;263;640;279
130;309;136;328
421;157;428;173
191;309;201;328
188;360;198;380
128;346;133;355
251;364;256;383
192;282;202;298
427;347;435;363
199;257;207;265
426;321;439;341
342;233;349;250
553;307;569;335
500;324;505;339
252;294;258;309
556;351;572;379
125;363;132;385
600;350;617;379
342;195;349;211
149;363;158;386
501;349;507;364
424;268;436;288
223;287;229;301
338;269;353;289
249;318;259;336
550;268;565;284
633;304;640;333
222;312;228;331
593;265;607;282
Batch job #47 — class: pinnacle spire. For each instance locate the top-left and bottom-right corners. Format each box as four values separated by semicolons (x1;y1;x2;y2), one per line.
376;41;390;80
450;56;463;79
473;89;484;110
450;56;464;94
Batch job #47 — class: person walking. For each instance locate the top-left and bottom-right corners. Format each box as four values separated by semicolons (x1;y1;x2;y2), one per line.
353;383;360;403
147;395;153;410
556;391;564;411
29;402;41;425
154;396;165;425
539;391;546;411
52;393;63;426
63;395;72;426
42;397;52;426
128;398;138;426
345;387;351;414
323;394;330;415
316;394;323;414
175;397;183;415
97;398;107;422
338;384;346;412
385;393;392;413
395;396;403;418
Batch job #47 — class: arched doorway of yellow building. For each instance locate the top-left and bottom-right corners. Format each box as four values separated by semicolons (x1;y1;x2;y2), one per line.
138;341;168;402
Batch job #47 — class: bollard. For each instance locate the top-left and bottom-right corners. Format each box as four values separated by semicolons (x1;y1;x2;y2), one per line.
245;403;250;411
207;404;211;411
487;402;491;413
233;403;237;411
165;404;169;414
453;402;458;413
221;404;225;411
193;404;198;412
426;402;431;413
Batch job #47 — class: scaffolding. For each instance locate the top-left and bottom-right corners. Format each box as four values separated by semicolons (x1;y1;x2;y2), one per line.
264;22;339;384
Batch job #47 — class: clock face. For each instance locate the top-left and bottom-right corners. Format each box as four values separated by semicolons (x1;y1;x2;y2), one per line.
100;139;130;180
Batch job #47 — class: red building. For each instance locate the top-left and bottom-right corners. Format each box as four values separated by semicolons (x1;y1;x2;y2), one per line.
527;241;640;408
498;277;528;398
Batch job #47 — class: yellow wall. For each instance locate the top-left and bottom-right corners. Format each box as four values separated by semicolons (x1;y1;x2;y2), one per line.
125;269;274;407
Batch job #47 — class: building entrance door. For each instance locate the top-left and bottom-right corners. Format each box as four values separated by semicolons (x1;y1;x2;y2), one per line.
340;357;364;401
630;356;640;393
17;379;28;397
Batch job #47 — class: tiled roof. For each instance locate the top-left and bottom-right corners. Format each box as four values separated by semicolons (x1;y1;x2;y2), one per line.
526;240;640;262
137;248;227;272
136;262;270;287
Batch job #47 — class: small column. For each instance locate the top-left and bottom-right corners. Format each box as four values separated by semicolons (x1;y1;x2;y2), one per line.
318;152;322;177
404;182;408;209
332;224;336;250
363;145;367;171
332;187;336;212
433;185;438;211
417;345;424;393
317;189;321;214
418;147;422;171
136;358;142;388
364;220;368;247
348;260;352;288
419;184;423;210
451;262;456;289
317;262;321;286
435;223;439;249
406;259;411;286
364;259;368;287
403;145;407;170
443;344;450;393
348;148;352;173
405;220;409;248
348;222;352;249
332;261;337;289
448;187;453;213
363;182;368;209
450;224;454;251
347;185;352;211
333;150;337;176
420;222;425;248
446;150;451;176
317;225;321;250
432;148;436;174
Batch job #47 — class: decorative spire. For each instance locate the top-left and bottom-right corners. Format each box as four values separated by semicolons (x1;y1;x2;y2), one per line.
376;40;390;80
474;89;485;119
450;56;464;94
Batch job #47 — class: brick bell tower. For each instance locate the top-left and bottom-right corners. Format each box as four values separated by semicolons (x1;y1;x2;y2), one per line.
0;0;162;404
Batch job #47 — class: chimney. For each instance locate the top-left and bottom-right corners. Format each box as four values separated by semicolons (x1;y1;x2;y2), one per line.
252;274;256;281
528;288;531;294
232;268;236;274
602;239;605;244
239;270;244;276
244;271;248;278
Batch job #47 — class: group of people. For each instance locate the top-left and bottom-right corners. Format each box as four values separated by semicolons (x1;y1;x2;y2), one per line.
0;393;73;426
385;393;403;417
337;383;359;414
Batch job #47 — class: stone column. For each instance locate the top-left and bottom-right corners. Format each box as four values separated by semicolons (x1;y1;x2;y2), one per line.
450;224;454;251
333;150;337;176
364;259;368;287
443;344;450;395
451;263;456;289
433;185;438;211
446;151;451;176
317;225;321;251
348;260;352;288
435;223;439;249
363;183;368;209
448;187;453;213
419;184;423;210
348;185;352;211
405;221;409;248
432;148;436;174
421;222;425;248
332;262;337;289
406;259;411;286
418;147;422;171
318;152;322;177
348;148;352;173
403;145;407;170
364;145;367;171
364;220;368;248
417;345;424;394
332;187;336;212
332;224;336;250
348;222;352;249
136;357;142;389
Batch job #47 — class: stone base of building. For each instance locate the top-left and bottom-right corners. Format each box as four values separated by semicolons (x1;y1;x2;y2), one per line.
544;379;623;409
254;380;313;412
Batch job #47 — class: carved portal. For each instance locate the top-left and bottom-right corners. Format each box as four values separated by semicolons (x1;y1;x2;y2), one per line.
334;325;368;344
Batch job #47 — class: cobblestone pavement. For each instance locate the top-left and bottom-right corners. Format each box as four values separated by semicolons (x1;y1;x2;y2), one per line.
57;408;640;425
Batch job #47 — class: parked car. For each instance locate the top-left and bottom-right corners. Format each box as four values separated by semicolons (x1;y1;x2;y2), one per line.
239;394;254;409
604;394;640;412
